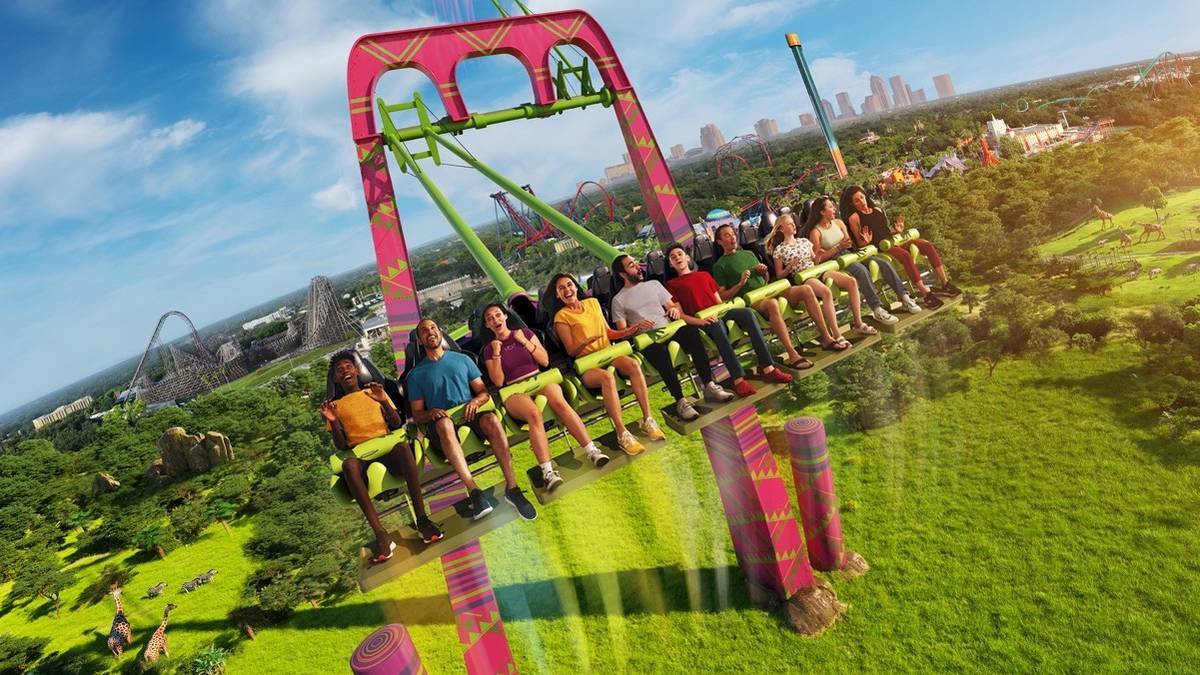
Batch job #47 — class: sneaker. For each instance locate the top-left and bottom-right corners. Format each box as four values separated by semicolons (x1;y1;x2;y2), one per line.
760;368;793;385
617;430;646;455
469;488;494;520
542;467;564;492
585;446;611;468
901;296;922;314
939;282;962;296
872;306;899;325
702;381;735;403
922;292;944;309
504;487;537;521
416;516;444;544
371;533;397;562
640;417;667;441
675;398;701;421
733;379;759;397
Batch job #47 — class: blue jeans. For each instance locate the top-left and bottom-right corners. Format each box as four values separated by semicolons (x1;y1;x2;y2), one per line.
844;260;907;309
701;307;775;380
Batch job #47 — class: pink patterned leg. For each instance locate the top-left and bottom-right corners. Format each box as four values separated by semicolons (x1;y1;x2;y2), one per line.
702;406;847;634
441;541;517;675
785;417;869;578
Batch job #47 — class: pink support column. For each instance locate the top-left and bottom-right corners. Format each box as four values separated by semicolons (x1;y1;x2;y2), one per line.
700;406;813;600
785;417;869;577
356;135;422;366
441;541;518;675
613;88;694;245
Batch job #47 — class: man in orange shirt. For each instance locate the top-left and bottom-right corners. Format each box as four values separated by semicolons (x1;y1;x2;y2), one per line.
321;350;443;562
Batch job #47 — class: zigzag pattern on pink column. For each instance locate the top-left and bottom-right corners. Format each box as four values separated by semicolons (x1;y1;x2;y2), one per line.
786;417;848;572
441;541;518;675
700;405;814;598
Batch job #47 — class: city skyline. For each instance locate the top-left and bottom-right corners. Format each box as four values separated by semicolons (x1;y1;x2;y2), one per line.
2;0;1198;413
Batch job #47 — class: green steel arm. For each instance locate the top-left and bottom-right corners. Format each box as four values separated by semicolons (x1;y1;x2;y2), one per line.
384;89;614;143
382;128;524;302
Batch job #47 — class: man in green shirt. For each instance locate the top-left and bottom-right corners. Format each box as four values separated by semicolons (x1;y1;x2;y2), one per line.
712;223;814;369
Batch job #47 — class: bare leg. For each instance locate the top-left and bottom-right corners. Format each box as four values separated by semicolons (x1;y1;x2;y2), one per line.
805;279;844;341
934;264;950;286
785;284;832;343
433;417;478;492
613;355;652;420
379;443;427;518
504;393;551;464
826;271;863;326
477;413;518;490
754;298;802;363
341;456;386;537
543;382;592;447
583;368;627;436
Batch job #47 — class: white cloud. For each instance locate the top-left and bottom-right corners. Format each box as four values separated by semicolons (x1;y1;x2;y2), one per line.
0;111;206;225
311;179;359;212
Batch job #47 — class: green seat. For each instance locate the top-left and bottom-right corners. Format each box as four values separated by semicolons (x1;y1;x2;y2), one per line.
498;369;563;434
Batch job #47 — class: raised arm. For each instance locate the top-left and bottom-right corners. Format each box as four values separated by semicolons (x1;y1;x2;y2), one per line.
484;341;506;388
848;212;872;245
519;330;550;368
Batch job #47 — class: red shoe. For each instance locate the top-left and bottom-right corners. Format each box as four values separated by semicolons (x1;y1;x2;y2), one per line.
733;379;758;397
761;368;794;385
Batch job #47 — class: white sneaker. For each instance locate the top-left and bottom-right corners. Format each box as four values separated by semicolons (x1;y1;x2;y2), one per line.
585;445;611;468
541;467;564;491
872;306;899;325
702;381;735;403
640;417;667;440
617;430;645;455
675;398;700;421
901;296;922;314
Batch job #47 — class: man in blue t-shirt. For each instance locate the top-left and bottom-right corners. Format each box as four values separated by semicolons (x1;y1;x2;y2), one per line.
407;318;536;521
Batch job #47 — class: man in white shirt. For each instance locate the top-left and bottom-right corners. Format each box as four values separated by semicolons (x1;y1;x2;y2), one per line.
611;254;734;421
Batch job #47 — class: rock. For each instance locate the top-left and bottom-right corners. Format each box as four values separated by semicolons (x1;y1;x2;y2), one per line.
157;427;202;478
203;432;234;466
185;442;211;474
93;473;121;496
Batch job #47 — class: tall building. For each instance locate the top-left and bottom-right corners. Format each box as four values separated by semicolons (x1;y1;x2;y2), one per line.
835;92;856;119
905;84;915;106
820;99;836;123
670;144;685;160
933;73;956;99
869;75;891;110
798;113;816;127
889;75;911;107
861;94;878;115
700;123;726;153
910;88;927;104
753;118;780;139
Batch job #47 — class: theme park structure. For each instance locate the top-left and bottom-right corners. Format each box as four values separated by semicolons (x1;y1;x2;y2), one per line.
491;184;560;252
128;277;362;404
714;134;772;177
342;9;957;673
567;179;625;229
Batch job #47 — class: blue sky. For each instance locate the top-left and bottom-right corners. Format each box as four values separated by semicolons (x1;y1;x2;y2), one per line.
2;0;1197;415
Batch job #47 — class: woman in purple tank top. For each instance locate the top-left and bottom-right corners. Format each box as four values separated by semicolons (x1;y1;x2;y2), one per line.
481;304;611;478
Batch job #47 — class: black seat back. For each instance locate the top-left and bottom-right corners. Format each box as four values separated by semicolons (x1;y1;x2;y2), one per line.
692;234;715;272
645;249;667;284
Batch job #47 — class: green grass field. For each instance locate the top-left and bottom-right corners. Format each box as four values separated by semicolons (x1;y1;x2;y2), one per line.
5;209;1198;673
217;339;356;394
1039;187;1200;311
5;345;1197;673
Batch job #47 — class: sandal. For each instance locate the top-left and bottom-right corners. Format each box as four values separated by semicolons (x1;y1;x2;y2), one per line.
820;338;851;352
852;323;878;336
786;356;815;370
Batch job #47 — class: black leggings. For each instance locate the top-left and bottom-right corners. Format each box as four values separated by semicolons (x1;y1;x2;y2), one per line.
639;324;714;401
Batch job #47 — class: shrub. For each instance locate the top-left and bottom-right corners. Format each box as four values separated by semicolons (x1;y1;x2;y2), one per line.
170;501;213;544
1129;305;1186;346
0;634;48;673
188;646;227;675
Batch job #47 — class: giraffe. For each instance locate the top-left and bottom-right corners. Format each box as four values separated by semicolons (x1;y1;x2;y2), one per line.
142;603;177;663
106;585;132;658
1091;201;1115;229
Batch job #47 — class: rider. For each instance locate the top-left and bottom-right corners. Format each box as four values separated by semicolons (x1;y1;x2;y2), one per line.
321;350;443;562
406;318;538;521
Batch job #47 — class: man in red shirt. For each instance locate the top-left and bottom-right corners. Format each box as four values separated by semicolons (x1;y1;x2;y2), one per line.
664;244;794;396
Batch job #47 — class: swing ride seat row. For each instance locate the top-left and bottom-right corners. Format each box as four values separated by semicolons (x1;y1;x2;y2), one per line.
338;287;960;589
331;226;945;514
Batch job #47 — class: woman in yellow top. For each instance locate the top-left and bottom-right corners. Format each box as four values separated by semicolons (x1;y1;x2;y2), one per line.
545;272;661;455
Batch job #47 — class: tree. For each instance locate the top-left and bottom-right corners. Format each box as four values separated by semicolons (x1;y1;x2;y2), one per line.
134;524;172;559
209;499;238;535
0;634;49;673
10;548;75;618
369;340;398;379
1141;184;1167;221
170;501;212;544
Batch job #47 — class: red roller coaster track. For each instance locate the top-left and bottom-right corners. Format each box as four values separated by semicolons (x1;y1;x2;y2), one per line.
714;134;773;177
568;180;620;226
491;184;559;251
